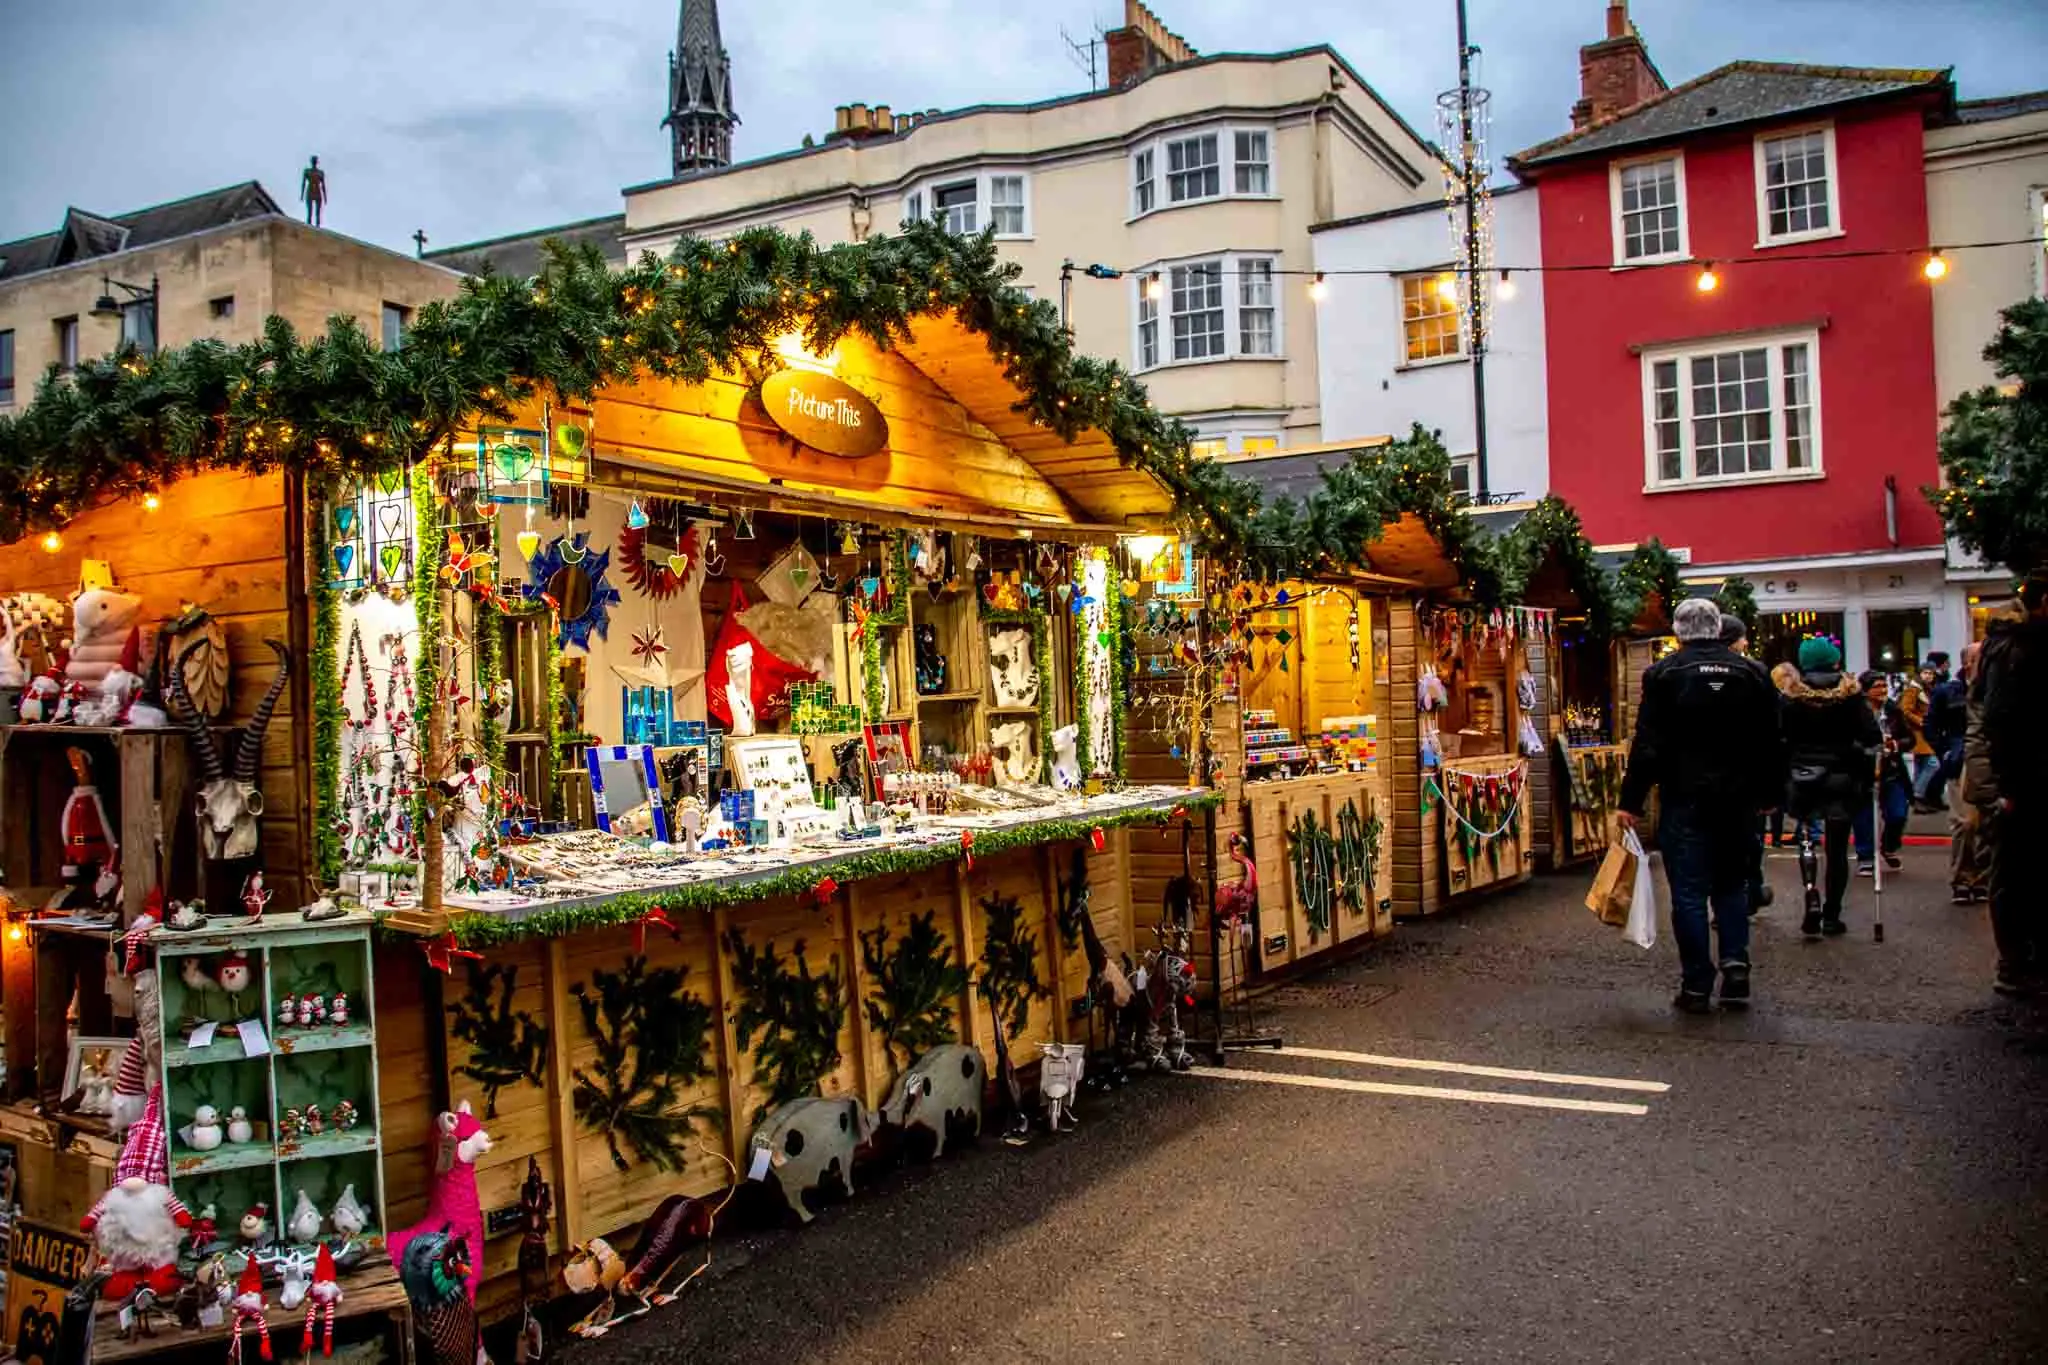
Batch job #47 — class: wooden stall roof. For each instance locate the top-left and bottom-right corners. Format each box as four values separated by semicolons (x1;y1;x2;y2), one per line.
897;313;1172;525
503;309;1173;535
1232;444;1463;590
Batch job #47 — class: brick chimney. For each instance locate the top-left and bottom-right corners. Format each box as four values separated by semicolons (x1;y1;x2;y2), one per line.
1570;1;1666;129
1106;0;1197;91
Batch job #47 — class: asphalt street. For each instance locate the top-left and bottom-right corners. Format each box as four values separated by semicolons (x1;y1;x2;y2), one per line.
558;841;2048;1364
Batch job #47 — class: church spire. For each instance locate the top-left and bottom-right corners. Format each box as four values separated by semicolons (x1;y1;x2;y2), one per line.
665;0;738;177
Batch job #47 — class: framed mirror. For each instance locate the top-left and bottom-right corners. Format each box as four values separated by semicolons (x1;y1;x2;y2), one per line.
585;744;671;843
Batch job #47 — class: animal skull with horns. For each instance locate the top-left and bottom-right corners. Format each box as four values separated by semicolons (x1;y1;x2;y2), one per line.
169;637;290;861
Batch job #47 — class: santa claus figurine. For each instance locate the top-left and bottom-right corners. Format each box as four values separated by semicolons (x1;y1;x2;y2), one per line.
230;1253;272;1362
303;1242;343;1358
78;1084;191;1305
59;746;117;889
241;871;271;925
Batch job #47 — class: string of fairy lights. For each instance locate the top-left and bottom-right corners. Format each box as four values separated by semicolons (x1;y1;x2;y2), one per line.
1104;234;2043;305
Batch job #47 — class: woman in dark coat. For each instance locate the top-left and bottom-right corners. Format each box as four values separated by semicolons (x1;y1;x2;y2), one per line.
1775;637;1881;937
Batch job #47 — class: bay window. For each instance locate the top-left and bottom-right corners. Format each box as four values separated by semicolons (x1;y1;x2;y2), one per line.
933;179;978;235
1134;254;1284;370
1129;124;1276;218
901;171;1031;238
1643;330;1822;487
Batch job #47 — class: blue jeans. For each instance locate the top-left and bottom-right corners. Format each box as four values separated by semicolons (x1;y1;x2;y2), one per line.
1912;753;1944;804
1659;801;1754;996
1853;778;1910;861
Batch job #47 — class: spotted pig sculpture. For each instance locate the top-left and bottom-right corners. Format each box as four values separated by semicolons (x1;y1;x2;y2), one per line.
877;1044;984;1159
749;1097;873;1224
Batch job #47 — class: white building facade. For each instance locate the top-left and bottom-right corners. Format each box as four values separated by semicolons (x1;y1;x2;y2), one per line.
1308;185;1548;501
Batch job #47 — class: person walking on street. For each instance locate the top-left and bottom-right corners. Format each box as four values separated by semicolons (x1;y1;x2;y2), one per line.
1972;573;2048;995
1618;599;1784;1014
1721;613;1775;913
1774;637;1880;938
1853;671;1913;875
1901;669;1940;812
1948;643;1989;906
1926;653;1968;807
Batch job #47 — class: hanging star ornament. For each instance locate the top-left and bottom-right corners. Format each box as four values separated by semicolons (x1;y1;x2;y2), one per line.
631;626;668;668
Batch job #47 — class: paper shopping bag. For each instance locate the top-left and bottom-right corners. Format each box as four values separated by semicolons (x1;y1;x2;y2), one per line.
1620;828;1656;949
1585;837;1636;927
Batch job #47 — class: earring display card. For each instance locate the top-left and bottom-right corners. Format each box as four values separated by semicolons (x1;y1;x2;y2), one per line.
727;736;837;843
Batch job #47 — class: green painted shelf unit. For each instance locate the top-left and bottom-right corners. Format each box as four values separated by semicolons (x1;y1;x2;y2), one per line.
149;911;387;1253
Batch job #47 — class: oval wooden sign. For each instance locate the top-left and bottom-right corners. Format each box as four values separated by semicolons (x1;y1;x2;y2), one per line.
760;369;888;459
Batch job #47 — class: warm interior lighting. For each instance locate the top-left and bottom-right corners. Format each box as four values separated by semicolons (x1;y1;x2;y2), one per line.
772;331;840;374
1695;262;1720;294
1497;269;1517;301
1435;272;1459;303
1123;533;1171;563
1308;272;1329;303
40;531;62;553
1143;272;1164;302
1923;250;1949;282
6;922;23;943
142;492;161;511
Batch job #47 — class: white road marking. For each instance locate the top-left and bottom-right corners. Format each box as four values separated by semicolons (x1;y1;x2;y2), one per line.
1271;1045;1671;1094
1186;1066;1653;1116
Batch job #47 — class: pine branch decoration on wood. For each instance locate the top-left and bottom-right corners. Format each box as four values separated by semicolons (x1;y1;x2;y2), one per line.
568;954;716;1172
859;910;968;1085
449;961;550;1119
724;929;846;1123
975;892;1050;1040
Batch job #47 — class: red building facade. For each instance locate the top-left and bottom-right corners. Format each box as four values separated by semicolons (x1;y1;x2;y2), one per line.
1511;7;1961;669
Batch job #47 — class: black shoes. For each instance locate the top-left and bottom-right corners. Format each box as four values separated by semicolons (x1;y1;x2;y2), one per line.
1755;885;1775;908
1882;852;1903;872
1952;886;1974;906
1822;917;1848;937
1720;962;1751;1008
1673;990;1714;1015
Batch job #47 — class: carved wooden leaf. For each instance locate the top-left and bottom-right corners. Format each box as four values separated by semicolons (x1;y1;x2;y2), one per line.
170;618;230;720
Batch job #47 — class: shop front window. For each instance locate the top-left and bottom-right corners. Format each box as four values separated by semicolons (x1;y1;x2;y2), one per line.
1865;607;1930;676
1753;609;1846;672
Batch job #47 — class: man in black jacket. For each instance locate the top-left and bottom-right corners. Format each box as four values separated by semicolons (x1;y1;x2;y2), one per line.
1721;613;1776;914
1977;572;2048;994
1619;599;1785;1012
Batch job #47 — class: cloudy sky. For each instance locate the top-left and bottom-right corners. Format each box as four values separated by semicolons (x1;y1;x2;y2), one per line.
3;0;2043;255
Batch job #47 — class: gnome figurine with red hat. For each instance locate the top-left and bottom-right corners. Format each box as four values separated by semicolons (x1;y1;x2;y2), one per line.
230;1254;272;1362
79;1083;191;1303
109;900;164;1136
303;1242;343;1358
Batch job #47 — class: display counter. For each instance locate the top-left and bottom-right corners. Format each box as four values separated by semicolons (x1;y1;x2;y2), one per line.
1430;753;1534;898
1237;769;1391;972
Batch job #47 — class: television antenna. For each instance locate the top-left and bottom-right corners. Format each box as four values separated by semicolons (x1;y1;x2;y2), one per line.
1061;23;1104;90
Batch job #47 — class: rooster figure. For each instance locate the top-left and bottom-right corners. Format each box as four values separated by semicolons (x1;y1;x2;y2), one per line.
400;1228;482;1365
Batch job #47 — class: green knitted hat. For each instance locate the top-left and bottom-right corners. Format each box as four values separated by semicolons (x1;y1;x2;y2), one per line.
1797;636;1842;672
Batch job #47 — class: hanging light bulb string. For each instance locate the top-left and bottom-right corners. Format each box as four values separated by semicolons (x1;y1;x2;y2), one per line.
1113;234;2034;289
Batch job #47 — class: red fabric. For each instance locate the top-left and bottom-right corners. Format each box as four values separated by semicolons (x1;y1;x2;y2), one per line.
704;584;813;727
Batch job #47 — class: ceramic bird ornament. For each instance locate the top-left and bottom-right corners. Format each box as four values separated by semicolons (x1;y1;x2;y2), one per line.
330;1185;368;1239
287;1190;323;1245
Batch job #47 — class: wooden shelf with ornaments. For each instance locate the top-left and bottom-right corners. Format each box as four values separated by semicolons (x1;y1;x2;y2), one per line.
145;908;391;1274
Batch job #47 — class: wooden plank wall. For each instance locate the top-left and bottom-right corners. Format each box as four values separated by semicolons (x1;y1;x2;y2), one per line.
0;470;311;909
1239;770;1393;971
593;340;1079;524
400;845;1113;1310
1384;598;1432;919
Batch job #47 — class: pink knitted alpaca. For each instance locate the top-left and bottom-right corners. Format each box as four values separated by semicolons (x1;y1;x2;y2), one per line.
388;1101;493;1302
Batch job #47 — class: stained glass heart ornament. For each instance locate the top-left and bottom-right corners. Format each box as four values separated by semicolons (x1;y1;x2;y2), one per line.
493;443;537;484
516;530;542;562
333;505;357;536
332;543;355;577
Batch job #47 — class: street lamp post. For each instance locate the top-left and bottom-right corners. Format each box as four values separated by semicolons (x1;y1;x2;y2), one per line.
91;273;161;355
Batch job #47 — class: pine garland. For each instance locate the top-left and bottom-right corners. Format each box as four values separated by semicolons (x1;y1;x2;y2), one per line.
1493;495;1618;641
858;910;967;1084
437;793;1217;947
1614;539;1687;636
474;593;505;827
309;477;344;886
411;461;446;845
449;960;550;1119
975;892;1050;1039
725;929;846;1123
1714;576;1759;634
859;534;913;723
569;954;716;1171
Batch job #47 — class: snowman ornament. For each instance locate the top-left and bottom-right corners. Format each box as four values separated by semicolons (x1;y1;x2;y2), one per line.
188;1104;224;1151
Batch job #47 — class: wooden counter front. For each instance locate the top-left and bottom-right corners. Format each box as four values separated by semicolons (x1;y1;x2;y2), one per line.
1238;769;1393;974
1434;755;1534;900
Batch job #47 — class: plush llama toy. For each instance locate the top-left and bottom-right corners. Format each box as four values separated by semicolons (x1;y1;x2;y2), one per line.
387;1102;492;1303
